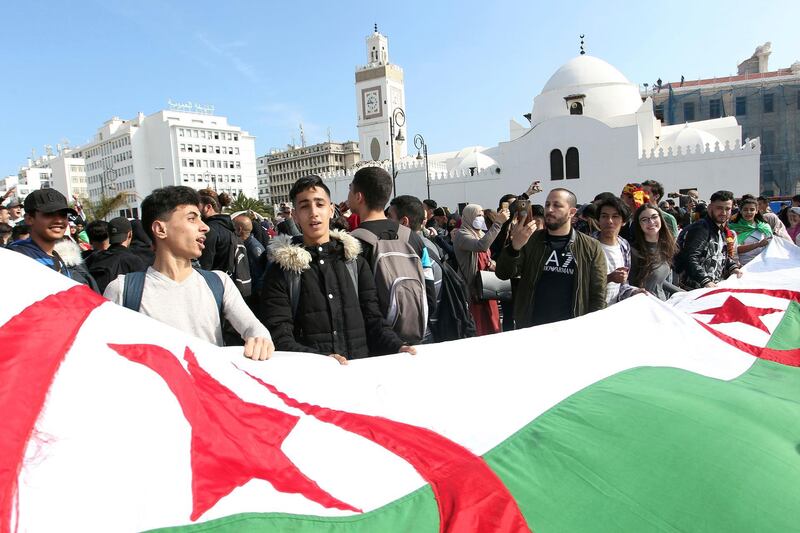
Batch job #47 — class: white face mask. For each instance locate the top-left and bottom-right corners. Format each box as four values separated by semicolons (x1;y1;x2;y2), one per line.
472;216;487;231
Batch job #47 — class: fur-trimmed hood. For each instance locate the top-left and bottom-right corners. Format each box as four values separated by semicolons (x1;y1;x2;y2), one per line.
268;229;361;273
53;238;85;267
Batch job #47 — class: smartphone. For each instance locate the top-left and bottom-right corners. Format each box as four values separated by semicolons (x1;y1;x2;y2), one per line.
514;199;532;222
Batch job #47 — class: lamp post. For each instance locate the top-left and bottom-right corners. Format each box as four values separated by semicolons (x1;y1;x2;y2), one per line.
101;164;118;201
388;107;406;197
154;166;165;188
414;133;430;200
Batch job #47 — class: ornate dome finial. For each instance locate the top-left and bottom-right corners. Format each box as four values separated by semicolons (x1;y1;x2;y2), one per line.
580;34;586;55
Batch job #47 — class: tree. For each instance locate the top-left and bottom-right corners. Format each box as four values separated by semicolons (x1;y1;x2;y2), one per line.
226;194;273;218
77;193;129;221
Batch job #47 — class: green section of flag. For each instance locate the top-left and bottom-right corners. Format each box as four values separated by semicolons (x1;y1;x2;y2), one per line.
151;303;800;533
766;300;800;351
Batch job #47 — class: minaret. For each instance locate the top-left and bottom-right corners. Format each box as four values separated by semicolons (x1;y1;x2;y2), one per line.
355;25;407;161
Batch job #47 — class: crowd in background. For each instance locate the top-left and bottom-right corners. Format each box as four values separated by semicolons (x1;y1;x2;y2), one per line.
2;173;799;364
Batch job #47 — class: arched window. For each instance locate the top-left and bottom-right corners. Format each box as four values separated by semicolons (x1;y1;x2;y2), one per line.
550;149;564;180
566;147;580;179
569;101;583;115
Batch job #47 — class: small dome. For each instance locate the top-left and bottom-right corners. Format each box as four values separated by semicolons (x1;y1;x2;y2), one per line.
456;152;498;172
542;55;632;93
530;55;643;127
671;124;720;151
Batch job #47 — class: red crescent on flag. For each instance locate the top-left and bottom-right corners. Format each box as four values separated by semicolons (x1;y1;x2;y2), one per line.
692;288;800;367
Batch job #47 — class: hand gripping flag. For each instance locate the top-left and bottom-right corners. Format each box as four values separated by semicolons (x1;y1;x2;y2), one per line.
1;238;799;533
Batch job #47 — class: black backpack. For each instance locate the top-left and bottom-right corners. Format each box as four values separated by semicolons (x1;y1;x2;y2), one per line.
430;259;477;342
226;234;252;298
87;252;126;294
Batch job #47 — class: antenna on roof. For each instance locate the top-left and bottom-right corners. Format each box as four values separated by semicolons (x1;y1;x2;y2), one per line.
579;34;586;55
299;123;306;147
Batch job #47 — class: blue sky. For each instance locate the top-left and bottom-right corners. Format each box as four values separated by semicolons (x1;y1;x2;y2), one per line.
1;0;798;175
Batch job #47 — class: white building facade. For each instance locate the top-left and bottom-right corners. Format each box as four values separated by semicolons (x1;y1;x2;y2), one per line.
256;155;272;204
325;51;760;208
68;110;257;218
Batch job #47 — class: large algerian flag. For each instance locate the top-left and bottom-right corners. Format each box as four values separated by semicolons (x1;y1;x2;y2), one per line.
1;239;799;533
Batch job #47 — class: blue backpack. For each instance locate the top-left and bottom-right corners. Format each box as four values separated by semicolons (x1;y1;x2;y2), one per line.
121;269;223;317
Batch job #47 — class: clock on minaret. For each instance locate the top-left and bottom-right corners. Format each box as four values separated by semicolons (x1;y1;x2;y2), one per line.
362;87;382;119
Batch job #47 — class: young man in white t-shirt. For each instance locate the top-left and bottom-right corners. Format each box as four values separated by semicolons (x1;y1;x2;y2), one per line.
104;186;273;360
595;196;642;304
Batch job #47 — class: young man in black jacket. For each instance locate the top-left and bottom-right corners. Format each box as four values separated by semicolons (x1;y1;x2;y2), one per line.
677;190;742;289
259;175;416;364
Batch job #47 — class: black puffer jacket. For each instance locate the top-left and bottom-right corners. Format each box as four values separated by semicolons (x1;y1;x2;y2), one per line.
259;230;404;359
677;216;739;289
199;214;237;272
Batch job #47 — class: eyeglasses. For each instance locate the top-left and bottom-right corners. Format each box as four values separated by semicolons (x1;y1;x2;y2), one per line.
639;214;660;225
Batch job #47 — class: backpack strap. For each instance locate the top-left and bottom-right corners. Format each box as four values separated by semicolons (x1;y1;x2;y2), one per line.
350;227;378;248
395;224;412;243
122;271;146;311
197;269;225;318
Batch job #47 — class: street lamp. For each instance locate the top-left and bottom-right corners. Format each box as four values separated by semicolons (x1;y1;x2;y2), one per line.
154;166;165;188
388;107;406;197
414;133;430;200
101;163;118;201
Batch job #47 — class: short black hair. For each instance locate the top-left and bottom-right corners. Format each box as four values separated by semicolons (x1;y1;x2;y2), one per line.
498;193;516;210
550;187;578;208
0;222;11;234
352;166;392;211
593;191;616;203
641;179;664;200
422;199;437;210
289;175;331;203
141;186;201;242
595;196;631;222
85;220;110;243
11;223;30;241
390;195;425;231
757;195;769;202
792;194;800;203
709;190;734;203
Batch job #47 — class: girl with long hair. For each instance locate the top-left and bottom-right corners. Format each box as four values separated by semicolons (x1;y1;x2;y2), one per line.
630;204;682;300
728;197;772;265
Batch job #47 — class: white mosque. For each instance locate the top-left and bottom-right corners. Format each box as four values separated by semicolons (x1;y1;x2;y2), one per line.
321;28;760;207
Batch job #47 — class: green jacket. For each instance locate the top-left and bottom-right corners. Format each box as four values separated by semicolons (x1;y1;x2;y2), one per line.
496;229;607;328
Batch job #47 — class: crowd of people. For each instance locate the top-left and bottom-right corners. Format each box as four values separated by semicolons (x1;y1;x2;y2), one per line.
3;171;799;364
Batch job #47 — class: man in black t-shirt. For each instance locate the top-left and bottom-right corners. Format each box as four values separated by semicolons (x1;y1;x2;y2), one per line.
496;188;607;328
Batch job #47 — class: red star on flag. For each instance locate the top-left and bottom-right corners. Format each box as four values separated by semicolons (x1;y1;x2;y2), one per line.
694;296;782;334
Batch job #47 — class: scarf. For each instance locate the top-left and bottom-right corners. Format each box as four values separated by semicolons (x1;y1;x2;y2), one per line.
728;218;772;244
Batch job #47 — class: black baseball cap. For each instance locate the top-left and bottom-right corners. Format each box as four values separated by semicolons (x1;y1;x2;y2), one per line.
108;217;132;244
23;189;77;216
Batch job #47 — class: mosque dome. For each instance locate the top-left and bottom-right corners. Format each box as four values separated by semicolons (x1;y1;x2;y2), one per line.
541;55;632;93
668;124;720;152
455;151;498;173
530;55;643;127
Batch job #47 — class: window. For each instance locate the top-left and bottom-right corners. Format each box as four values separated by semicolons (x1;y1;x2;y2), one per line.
233;134;239;141
762;129;775;155
683;102;695;121
763;93;774;113
179;128;184;137
214;132;219;140
549;149;564;180
187;145;193;152
709;99;721;119
736;96;747;115
654;104;664;122
565;147;580;179
569;101;583;115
